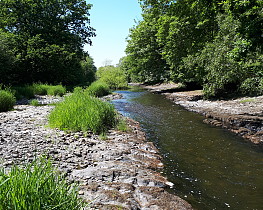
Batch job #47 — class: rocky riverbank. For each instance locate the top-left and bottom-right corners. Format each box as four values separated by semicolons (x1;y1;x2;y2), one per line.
0;95;192;210
142;83;263;145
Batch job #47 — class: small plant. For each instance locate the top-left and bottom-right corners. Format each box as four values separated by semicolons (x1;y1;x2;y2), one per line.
48;90;117;134
99;132;108;140
116;118;130;132
85;81;111;97
239;98;256;103
0;89;16;112
30;99;39;106
0;157;85;209
13;86;35;99
46;85;66;96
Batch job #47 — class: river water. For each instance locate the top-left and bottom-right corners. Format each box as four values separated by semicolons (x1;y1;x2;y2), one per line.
112;90;263;210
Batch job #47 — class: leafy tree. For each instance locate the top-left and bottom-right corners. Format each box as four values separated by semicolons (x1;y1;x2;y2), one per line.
96;66;128;90
0;0;95;86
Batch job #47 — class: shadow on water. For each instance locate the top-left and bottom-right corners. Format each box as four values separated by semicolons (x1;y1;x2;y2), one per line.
112;90;263;210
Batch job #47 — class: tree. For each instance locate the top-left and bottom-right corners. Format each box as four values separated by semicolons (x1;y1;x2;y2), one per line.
0;0;95;85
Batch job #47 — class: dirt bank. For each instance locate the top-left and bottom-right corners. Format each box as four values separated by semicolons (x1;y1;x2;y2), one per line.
142;83;263;145
0;95;192;210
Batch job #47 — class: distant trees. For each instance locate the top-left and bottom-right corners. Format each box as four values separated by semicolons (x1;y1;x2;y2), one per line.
125;0;263;98
0;0;96;86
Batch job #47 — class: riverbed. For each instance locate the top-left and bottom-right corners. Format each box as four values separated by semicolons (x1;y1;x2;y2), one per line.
112;89;263;210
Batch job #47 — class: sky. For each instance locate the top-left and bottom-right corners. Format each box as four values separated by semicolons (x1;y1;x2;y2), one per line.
84;0;142;68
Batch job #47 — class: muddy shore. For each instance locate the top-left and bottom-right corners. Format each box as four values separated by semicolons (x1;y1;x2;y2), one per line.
0;95;192;210
142;83;263;145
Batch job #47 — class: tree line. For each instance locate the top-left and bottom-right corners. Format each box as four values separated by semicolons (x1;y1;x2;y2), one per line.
0;0;96;86
122;0;262;98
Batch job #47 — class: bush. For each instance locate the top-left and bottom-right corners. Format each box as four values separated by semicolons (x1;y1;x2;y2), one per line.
0;158;84;209
0;89;16;112
239;77;263;96
30;99;39;106
46;85;66;96
32;83;48;95
96;66;128;90
48;90;117;133
85;81;111;97
13;86;35;99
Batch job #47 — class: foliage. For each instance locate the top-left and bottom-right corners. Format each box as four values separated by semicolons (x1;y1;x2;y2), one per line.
0;89;16;112
48;89;117;134
116;117;130;132
126;0;263;98
96;66;128;89
85;81;111;97
12;86;35;100
46;85;66;97
0;157;84;210
0;0;96;86
29;99;39;106
13;84;66;99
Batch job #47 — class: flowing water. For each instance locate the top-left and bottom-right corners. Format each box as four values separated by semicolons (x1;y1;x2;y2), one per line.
112;89;263;210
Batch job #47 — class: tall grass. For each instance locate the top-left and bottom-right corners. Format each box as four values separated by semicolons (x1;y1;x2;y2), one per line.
0;158;84;210
0;88;16;112
13;84;66;99
48;89;117;133
85;80;111;97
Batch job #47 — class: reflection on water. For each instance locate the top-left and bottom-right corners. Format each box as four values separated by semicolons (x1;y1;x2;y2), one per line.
112;90;263;210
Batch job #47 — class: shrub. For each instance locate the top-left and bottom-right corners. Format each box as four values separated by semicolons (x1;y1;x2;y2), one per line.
30;99;39;106
32;83;48;95
85;81;111;97
0;158;84;209
46;85;66;96
48;90;117;133
0;89;16;112
96;66;128;90
13;86;35;99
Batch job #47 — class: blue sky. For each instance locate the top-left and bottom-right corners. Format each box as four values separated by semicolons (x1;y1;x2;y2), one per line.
85;0;142;68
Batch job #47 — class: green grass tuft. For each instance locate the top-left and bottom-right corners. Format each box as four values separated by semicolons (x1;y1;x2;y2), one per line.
85;81;111;97
0;157;85;210
48;89;117;133
0;89;16;112
30;99;39;106
116;117;131;132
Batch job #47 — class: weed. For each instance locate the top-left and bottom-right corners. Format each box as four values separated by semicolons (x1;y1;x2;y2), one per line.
0;89;16;112
0;157;85;209
30;99;39;106
48;90;117;134
116;117;130;132
85;81;111;97
239;98;256;103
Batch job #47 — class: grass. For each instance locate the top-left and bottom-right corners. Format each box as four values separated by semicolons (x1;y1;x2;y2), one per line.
13;84;66;100
48;88;117;134
116;117;130;132
85;80;111;97
0;88;16;112
0;157;85;210
239;98;256;103
30;99;39;106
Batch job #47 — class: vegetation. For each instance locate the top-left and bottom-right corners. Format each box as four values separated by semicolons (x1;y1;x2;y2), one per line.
0;158;84;210
124;0;263;98
48;88;117;134
29;99;39;106
85;81;111;97
13;84;66;99
0;88;16;112
96;65;128;90
0;0;96;87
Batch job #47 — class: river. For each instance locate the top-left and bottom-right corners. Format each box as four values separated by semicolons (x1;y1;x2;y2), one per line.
112;89;263;210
